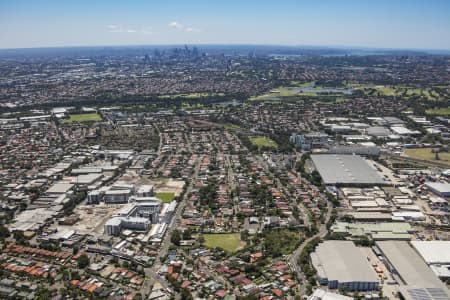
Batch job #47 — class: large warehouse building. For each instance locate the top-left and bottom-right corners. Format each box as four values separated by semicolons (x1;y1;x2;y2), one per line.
311;154;386;186
376;241;450;300
411;241;450;279
310;241;379;291
424;182;450;197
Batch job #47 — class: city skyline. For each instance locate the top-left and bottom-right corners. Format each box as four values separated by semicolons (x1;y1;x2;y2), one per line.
1;0;450;50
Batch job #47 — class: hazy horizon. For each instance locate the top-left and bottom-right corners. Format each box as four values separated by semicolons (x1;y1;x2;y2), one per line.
0;43;449;53
1;0;450;50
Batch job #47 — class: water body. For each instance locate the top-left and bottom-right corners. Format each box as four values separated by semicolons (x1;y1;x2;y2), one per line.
216;99;243;106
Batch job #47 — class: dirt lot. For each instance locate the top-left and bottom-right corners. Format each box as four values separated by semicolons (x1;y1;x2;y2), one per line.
122;170;185;196
53;204;122;237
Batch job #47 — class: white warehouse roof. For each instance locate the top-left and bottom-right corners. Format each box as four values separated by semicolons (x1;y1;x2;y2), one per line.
425;182;450;194
311;240;379;284
411;241;450;265
311;154;386;186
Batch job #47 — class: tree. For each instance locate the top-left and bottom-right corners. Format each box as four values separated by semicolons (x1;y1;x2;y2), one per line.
180;289;193;300
35;286;52;299
13;231;29;245
182;228;192;240
240;230;249;241
133;293;143;300
77;254;90;269
0;225;10;239
435;150;440;161
198;235;205;246
171;230;181;246
238;295;259;300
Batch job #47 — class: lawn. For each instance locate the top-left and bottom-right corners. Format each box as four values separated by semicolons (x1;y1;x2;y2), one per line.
64;113;102;123
405;148;450;166
203;233;245;253
426;107;450;116
155;192;176;203
249;136;278;149
349;84;442;101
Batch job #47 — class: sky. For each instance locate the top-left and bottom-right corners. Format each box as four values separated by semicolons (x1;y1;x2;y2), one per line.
0;0;450;50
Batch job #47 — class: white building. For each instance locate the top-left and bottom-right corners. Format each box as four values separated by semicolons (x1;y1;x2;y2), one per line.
104;216;150;236
308;289;353;300
311;241;379;291
137;185;154;197
87;190;103;204
104;189;132;204
104;217;122;236
290;132;329;150
425;182;450;197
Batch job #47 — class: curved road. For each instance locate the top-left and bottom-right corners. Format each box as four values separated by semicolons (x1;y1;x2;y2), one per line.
288;200;333;296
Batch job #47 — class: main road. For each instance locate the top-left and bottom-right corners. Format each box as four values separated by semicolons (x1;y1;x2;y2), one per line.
288;200;333;296
140;156;201;297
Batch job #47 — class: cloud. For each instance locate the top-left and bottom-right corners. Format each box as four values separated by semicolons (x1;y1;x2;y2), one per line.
168;21;183;29
107;25;157;35
168;21;199;32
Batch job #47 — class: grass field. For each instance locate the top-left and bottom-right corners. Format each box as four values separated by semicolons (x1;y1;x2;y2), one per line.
203;233;245;253
249;136;278;149
155;192;176;203
348;84;442;101
426;107;450;116
405;148;450;166
64;113;102;123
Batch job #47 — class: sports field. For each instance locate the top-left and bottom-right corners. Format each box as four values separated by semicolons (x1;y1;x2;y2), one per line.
64;113;102;123
249;136;278;149
203;233;245;253
155;192;176;203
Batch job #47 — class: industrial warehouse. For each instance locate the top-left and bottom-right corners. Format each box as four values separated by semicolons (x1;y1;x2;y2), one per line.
310;241;379;291
376;241;450;300
410;241;450;279
310;154;386;186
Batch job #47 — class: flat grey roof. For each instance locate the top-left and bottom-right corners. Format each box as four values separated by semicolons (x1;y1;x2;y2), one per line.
376;241;448;291
311;240;379;283
311;154;386;185
384;117;404;124
425;182;450;194
73;173;103;184
411;241;450;265
398;287;450;300
367;126;391;136
47;182;74;194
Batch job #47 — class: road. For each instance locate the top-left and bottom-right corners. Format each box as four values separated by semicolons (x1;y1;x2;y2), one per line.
288;200;333;296
256;154;310;226
140;156;201;297
255;152;332;296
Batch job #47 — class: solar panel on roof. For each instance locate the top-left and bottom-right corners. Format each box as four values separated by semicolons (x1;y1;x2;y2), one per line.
406;288;450;300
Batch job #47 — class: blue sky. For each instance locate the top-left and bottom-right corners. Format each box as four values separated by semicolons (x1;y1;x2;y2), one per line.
0;0;449;49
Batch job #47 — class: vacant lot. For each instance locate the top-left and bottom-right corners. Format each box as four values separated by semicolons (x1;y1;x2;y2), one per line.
249;136;278;149
405;148;450;166
64;113;102;123
203;233;245;253
155;192;176;203
263;229;302;257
